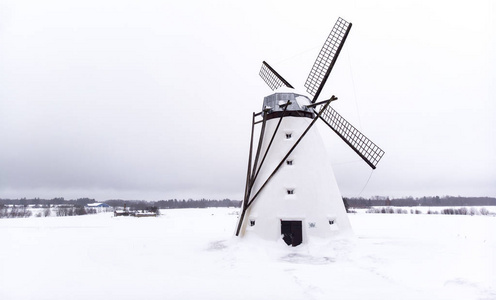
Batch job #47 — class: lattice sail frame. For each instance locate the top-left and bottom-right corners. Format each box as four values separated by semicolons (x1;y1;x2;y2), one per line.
259;61;294;91
319;106;384;169
305;18;351;101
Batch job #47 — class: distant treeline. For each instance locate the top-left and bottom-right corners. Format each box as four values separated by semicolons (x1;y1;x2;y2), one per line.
344;196;496;208
105;199;241;210
0;198;241;210
0;197;96;207
2;196;495;210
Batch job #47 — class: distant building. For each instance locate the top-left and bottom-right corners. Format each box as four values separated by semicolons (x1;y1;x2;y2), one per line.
86;203;110;208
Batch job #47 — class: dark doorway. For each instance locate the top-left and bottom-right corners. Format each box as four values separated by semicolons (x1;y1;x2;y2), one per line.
281;220;302;246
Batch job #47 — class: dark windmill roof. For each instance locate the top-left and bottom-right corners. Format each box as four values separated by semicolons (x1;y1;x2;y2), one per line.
262;91;314;119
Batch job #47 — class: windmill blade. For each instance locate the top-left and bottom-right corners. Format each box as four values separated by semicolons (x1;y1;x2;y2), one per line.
305;17;352;102
259;61;294;90
319;106;384;169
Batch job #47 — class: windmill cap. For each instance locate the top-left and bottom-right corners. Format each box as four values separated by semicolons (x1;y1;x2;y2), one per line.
263;92;315;119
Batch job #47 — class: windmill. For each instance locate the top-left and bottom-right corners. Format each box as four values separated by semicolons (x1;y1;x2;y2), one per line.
234;17;385;246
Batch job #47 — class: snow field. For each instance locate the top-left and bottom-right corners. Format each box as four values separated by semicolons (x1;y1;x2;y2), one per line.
0;208;495;299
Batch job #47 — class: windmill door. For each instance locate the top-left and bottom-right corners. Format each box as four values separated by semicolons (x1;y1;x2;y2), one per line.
281;220;302;246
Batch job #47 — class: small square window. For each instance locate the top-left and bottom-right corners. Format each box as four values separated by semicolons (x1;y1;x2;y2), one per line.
250;220;255;226
287;189;294;195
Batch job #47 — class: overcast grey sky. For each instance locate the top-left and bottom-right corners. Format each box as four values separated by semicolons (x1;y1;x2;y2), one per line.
1;0;495;201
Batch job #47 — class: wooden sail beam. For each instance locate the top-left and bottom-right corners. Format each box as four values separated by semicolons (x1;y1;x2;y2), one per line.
251;100;291;185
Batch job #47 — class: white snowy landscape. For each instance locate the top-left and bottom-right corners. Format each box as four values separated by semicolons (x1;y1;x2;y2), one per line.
1;207;495;300
1;1;494;299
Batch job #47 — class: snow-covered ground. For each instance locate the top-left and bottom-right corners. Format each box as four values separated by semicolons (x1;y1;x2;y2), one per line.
1;208;495;299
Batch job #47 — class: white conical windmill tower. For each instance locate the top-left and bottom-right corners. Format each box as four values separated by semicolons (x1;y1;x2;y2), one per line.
235;18;385;246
